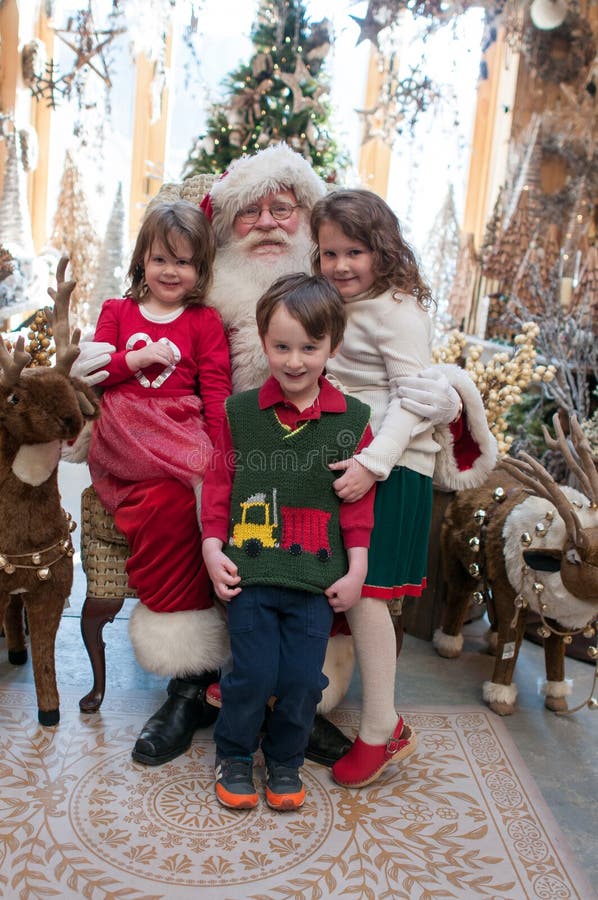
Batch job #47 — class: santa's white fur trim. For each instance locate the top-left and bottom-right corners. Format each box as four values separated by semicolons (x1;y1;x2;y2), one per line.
317;633;355;714
483;680;517;705
209;144;326;245
432;628;463;658
129;602;230;678
433;363;498;491
541;679;572;698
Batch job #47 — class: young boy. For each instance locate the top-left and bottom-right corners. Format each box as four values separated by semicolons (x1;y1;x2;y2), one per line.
201;273;376;811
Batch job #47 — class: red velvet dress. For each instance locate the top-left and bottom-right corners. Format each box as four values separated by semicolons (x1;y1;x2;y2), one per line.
88;298;231;612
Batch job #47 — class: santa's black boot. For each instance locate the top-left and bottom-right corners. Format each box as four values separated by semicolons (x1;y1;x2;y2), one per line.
305;713;353;767
132;671;220;766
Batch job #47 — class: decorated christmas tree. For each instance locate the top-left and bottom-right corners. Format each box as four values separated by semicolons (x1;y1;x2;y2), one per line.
184;0;347;180
50;150;100;327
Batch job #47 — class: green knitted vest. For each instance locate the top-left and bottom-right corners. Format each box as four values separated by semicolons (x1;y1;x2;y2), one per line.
224;389;370;594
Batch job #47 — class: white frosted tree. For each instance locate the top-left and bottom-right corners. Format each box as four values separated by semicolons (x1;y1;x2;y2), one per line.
421;185;461;323
0;131;34;258
91;182;126;325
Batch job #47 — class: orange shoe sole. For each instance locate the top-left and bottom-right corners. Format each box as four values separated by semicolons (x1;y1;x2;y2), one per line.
215;783;258;809
265;787;306;810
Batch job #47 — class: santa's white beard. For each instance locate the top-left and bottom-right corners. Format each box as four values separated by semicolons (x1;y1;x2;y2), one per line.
208;220;314;392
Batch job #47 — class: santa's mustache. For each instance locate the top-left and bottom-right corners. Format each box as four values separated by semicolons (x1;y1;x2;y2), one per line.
239;229;292;250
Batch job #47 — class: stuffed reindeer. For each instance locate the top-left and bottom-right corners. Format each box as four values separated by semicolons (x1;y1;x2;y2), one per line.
434;414;598;715
0;257;100;724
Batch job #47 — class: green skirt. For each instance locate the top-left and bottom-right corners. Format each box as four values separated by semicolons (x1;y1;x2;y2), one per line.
363;466;433;601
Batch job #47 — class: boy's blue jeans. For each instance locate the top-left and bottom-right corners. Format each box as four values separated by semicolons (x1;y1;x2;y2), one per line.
214;584;333;769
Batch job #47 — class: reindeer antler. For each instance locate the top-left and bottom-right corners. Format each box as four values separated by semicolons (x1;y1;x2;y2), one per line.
0;335;32;387
501;451;584;548
46;256;81;375
541;414;598;508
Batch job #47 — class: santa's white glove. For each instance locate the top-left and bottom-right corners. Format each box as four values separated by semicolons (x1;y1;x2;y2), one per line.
70;339;115;386
396;367;461;427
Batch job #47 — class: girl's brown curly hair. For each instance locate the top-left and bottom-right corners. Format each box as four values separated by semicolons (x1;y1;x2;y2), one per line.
126;200;214;306
310;189;434;309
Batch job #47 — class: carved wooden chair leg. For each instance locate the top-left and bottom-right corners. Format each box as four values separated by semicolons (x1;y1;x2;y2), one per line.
79;595;125;713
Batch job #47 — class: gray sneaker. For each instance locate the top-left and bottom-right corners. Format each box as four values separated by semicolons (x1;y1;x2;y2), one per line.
215;756;258;809
265;762;305;810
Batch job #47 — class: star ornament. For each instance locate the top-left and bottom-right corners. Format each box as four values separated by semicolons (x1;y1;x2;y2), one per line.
53;7;125;90
279;57;323;114
350;3;396;47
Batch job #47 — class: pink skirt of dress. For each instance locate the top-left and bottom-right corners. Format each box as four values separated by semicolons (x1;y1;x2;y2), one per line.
88;390;213;514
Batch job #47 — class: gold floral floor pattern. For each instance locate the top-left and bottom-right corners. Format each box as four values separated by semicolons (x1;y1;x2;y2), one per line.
0;685;592;900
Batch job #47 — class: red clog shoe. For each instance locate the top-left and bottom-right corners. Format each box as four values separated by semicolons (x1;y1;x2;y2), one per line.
331;715;417;788
206;682;222;708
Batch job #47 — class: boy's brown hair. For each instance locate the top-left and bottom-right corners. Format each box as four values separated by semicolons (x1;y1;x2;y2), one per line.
126;200;215;306
256;273;346;349
310;189;433;308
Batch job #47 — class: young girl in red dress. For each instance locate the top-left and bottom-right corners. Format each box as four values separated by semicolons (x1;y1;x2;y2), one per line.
88;200;232;765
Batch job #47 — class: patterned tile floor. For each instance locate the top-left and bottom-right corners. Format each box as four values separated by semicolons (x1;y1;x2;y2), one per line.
0;462;596;898
0;685;593;899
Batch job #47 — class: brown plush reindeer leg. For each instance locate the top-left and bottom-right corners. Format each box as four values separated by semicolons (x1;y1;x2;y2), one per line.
3;595;28;664
433;518;477;658
483;582;527;716
542;623;568;713
25;589;65;726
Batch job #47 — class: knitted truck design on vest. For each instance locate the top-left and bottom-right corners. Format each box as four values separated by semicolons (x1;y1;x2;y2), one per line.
231;489;332;561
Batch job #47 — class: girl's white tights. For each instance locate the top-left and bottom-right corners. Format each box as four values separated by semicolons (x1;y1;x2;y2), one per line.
345;596;399;745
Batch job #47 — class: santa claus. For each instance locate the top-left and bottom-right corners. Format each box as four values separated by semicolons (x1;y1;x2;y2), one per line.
74;143;496;768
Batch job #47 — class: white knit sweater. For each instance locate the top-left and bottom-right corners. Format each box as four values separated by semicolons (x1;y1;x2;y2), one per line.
327;289;439;481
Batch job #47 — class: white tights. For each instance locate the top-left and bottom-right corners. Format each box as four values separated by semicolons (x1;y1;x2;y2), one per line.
345;596;399;744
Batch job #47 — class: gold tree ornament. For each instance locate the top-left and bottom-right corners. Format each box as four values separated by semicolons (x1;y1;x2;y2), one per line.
26;309;55;368
433;324;557;456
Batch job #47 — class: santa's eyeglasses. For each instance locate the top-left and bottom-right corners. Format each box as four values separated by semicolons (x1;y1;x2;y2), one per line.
235;202;301;224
